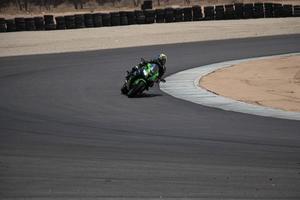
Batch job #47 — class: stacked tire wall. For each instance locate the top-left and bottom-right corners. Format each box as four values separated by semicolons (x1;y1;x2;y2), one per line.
1;2;299;33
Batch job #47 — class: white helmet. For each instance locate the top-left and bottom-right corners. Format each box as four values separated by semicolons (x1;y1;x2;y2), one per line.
158;53;167;65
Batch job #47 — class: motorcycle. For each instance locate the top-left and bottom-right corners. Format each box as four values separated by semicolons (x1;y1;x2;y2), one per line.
121;59;164;97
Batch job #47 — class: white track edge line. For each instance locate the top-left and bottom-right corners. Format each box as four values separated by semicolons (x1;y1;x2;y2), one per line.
160;53;300;121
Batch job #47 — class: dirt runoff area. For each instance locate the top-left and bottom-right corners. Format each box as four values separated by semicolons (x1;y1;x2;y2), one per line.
200;55;300;112
1;18;300;57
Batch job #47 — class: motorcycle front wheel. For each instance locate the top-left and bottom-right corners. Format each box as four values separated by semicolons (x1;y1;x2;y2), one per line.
127;81;146;98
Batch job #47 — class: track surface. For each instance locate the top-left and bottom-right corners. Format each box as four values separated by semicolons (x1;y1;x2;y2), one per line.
1;35;300;199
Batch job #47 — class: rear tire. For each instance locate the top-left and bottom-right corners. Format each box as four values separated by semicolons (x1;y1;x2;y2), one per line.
127;81;146;98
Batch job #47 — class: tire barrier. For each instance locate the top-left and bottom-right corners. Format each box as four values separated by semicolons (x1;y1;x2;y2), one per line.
102;13;111;26
55;16;66;30
215;5;225;20
174;8;183;22
254;3;264;18
25;18;36;31
164;7;174;23
264;3;274;18
1;3;300;33
15;17;26;31
74;14;85;28
135;10;146;24
234;3;244;19
244;3;254;19
5;19;16;32
204;6;214;20
274;3;284;18
183;7;193;21
84;13;94;27
111;12;121;26
225;4;235;19
254;4;263;18
126;11;136;25
155;9;165;23
93;13;103;27
293;5;300;17
34;17;45;30
283;5;293;17
144;9;155;24
44;15;56;30
0;18;7;32
142;0;152;10
192;5;202;21
120;11;128;25
64;15;76;29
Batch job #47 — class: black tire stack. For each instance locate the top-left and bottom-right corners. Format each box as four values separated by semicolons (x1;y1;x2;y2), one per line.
225;4;235;19
164;7;174;23
64;15;76;29
283;5;293;17
243;3;254;19
234;3;244;19
92;13;102;27
144;9;155;24
34;17;45;30
174;8;183;22
0;18;7;32
192;5;202;21
120;11;128;25
254;3;264;18
102;13;111;26
293;5;300;17
44;15;56;30
111;12;121;26
74;14;85;28
142;0;152;10
273;4;284;18
155;9;165;23
126;11;136;25
215;5;225;20
5;19;16;32
204;6;214;20
25;18;36;31
15;17;26;31
183;7;193;21
264;3;274;18
135;10;146;24
55;16;66;30
84;13;94;28
2;2;300;33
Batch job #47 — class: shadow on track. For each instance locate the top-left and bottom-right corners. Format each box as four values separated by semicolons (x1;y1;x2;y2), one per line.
126;93;163;98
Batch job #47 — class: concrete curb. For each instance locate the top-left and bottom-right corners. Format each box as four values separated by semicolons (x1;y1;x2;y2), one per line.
160;53;300;121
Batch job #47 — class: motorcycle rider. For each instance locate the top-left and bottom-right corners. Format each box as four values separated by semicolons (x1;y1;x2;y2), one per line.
121;53;167;95
127;53;167;83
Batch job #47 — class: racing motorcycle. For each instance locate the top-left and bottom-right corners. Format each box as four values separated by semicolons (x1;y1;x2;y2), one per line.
121;60;164;97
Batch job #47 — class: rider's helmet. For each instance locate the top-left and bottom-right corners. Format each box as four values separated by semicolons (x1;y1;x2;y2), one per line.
158;53;167;66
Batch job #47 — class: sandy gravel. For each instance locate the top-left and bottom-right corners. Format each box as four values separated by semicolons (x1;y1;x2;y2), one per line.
1;18;300;57
200;55;300;112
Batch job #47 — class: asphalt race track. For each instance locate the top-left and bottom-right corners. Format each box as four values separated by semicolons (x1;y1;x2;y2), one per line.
1;35;300;199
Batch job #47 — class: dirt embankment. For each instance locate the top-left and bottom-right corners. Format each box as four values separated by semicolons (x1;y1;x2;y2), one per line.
200;55;300;112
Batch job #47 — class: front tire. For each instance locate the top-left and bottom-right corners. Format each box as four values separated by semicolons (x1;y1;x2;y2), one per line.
121;83;128;95
127;81;146;98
